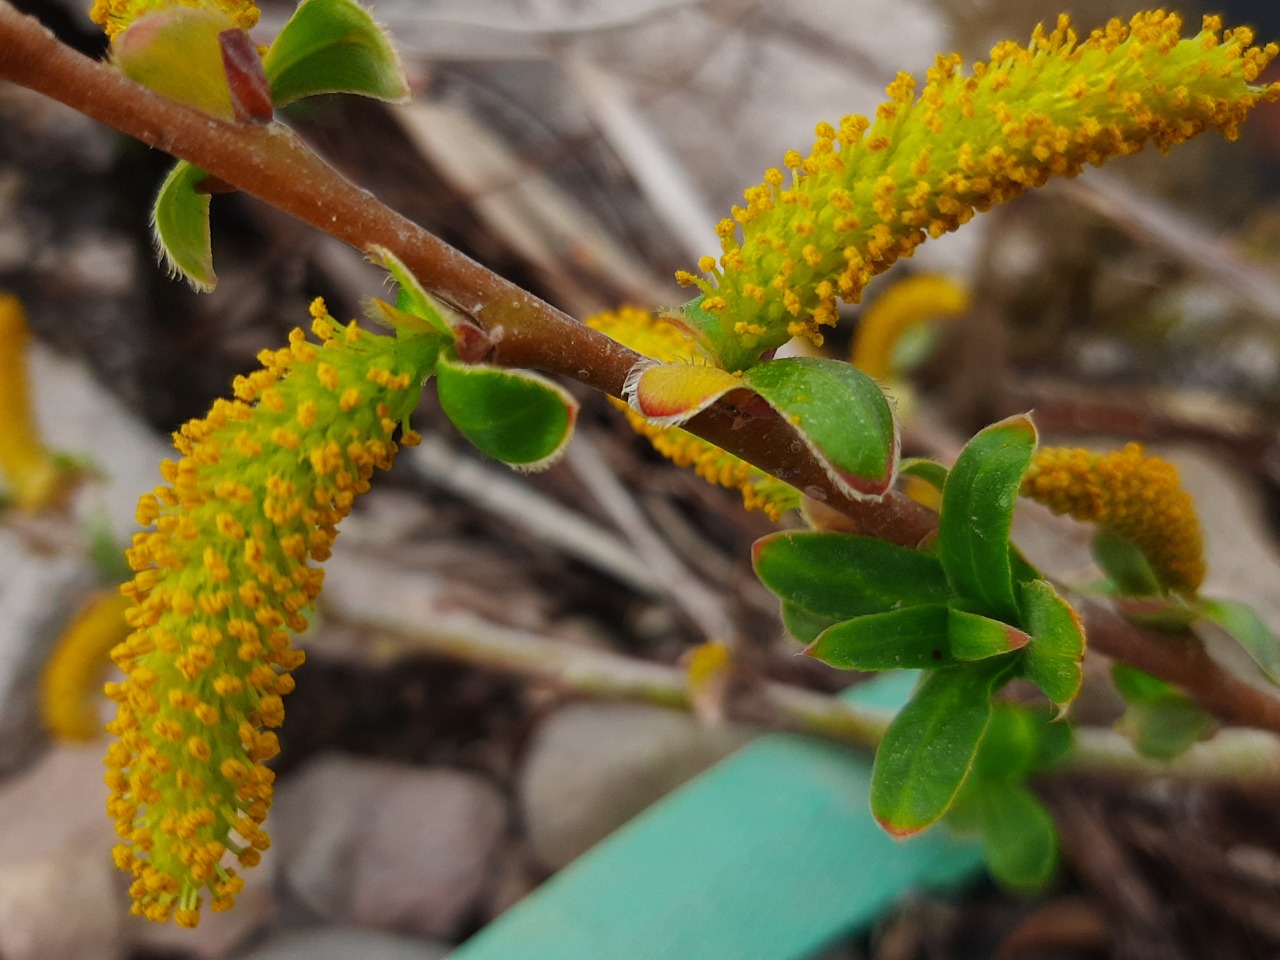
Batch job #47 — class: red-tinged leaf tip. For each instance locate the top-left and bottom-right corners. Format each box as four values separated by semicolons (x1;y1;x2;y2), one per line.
1005;624;1031;651
624;361;742;426
750;533;781;568
994;412;1038;442
219;29;273;124
876;815;923;840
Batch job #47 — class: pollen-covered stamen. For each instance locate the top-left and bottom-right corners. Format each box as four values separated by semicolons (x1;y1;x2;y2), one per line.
89;0;260;40
108;298;435;926
680;12;1280;372
1021;442;1205;594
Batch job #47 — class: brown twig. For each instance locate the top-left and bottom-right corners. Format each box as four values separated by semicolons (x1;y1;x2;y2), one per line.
0;1;933;546
4;3;1280;737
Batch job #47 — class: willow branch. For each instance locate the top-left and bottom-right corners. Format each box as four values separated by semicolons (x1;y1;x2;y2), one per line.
5;3;1280;736
1078;598;1280;736
0;1;931;544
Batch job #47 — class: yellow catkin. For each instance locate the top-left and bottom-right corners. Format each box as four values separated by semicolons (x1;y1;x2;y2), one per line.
678;12;1280;372
850;274;970;379
41;591;133;742
0;293;76;511
89;0;258;39
586;307;800;520
107;299;434;926
1021;443;1205;594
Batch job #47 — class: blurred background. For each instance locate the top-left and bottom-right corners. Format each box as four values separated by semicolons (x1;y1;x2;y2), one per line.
2;0;1280;957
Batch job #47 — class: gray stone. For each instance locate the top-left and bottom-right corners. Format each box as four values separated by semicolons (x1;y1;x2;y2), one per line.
0;849;125;960
274;754;507;939
0;743;117;862
0;745;128;960
237;926;450;960
519;702;753;871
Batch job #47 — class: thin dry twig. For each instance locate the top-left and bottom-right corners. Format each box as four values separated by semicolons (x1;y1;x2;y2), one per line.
316;551;1280;780
566;431;738;642
408;435;663;597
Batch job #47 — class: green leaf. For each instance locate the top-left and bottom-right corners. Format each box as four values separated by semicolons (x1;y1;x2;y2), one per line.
152;160;215;292
369;246;454;336
947;603;1029;661
1110;664;1215;760
363;298;454;347
938;414;1037;622
1092;529;1162;597
752;531;951;621
740;358;898;500
972;703;1071;780
1116;697;1216;761
1110;663;1172;704
436;355;577;470
899;457;948;492
974;782;1058;890
806;606;954;671
1018;579;1085;709
780;601;838;646
1196;598;1280;685
870;660;1012;837
263;0;410;107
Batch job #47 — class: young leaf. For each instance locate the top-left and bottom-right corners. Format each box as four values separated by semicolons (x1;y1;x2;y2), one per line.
1018;579;1085;709
370;246;454;336
780;601;839;646
806;605;954;671
974;782;1058;890
263;0;410;108
364;298;453;345
624;361;743;426
1092;529;1162;597
740;358;899;500
972;703;1072;781
938;414;1037;621
1110;664;1215;760
753;531;951;621
152;160;216;292
436;355;577;470
113;7;239;119
899;457;948;492
1196;598;1280;685
870;660;1011;837
1110;663;1172;704
1115;698;1216;761
947;604;1029;661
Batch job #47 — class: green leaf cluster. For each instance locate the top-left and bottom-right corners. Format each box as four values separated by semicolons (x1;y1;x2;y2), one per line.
154;0;411;291
754;414;1084;872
